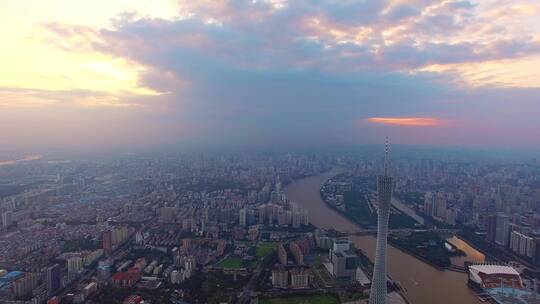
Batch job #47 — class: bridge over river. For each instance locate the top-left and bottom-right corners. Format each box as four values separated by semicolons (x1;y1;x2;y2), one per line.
342;228;458;236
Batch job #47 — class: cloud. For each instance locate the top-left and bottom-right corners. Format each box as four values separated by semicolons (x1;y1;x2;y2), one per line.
384;4;420;22
31;1;540;149
2;0;540;150
42;0;539;82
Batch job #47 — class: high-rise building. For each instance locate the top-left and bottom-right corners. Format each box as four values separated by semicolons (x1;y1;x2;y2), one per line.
292;209;301;228
278;243;288;265
257;204;266;224
300;209;309;226
182;238;192;253
423;192;434;216
330;250;359;281
289;242;304;265
13;273;40;299
185;256;196;278
369;140;393;304
97;261;112;283
434;193;447;219
2;211;13;227
45;264;61;294
271;266;288;289
67;256;83;275
248;226;259;241
510;231;536;258
486;214;497;243
289;267;309;289
495;213;510;247
103;230;113;254
445;208;457;225
110;225;129;247
239;208;247;226
534;239;540;265
170;270;184;284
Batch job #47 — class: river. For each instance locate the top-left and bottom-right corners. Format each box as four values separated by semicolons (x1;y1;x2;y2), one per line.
285;168;484;304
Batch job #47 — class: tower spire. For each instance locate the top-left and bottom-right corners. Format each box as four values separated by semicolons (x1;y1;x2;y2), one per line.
384;137;389;176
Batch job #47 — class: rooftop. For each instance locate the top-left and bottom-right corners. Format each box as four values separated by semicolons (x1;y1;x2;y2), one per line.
470;265;520;276
0;271;24;282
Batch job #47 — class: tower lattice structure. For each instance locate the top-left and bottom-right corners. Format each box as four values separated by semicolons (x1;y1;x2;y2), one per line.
369;138;393;304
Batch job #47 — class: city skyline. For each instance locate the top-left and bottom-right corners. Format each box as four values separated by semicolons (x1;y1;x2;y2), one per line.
1;0;540;151
1;144;540;303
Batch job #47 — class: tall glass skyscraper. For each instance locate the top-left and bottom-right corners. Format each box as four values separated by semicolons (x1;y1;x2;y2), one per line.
369;139;393;304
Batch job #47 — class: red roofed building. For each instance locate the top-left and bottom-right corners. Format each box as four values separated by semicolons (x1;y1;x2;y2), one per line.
123;295;143;304
47;297;60;304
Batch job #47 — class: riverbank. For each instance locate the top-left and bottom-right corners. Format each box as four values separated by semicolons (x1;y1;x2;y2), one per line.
456;230;499;261
285;170;483;304
388;235;467;271
319;174;465;271
446;235;487;267
319;187;371;229
320;173;420;229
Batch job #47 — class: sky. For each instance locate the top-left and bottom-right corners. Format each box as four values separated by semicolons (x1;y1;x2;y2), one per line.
1;0;540;152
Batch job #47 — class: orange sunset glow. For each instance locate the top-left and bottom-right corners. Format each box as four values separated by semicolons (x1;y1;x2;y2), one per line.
367;117;444;127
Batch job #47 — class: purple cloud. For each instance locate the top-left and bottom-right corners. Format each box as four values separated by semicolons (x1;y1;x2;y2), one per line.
5;0;540;150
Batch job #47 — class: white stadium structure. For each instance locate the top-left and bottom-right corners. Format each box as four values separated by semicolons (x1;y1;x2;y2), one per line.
469;264;523;289
468;264;540;304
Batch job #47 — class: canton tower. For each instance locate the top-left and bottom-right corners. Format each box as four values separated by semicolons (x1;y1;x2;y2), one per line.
369;138;393;304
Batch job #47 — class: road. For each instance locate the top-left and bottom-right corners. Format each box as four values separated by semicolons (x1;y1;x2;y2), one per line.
236;252;275;304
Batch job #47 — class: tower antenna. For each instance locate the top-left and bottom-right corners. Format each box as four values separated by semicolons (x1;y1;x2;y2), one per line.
384;137;390;176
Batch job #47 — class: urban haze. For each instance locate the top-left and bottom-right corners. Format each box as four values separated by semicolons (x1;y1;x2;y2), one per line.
1;1;540;304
